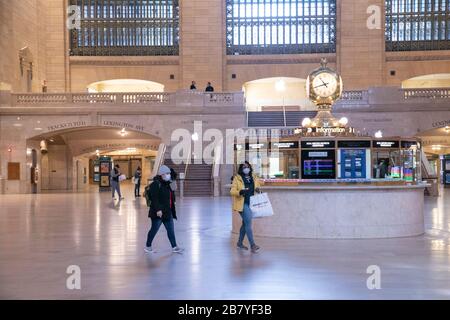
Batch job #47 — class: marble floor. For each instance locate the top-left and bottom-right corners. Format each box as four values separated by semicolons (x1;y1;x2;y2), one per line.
0;183;450;300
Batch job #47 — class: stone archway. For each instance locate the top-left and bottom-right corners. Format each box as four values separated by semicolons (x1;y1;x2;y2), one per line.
26;126;162;193
243;77;315;111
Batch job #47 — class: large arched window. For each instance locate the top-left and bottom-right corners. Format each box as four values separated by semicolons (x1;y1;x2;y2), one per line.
226;0;337;55
69;0;179;56
386;0;450;51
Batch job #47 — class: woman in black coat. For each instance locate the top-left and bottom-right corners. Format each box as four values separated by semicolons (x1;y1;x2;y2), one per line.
145;165;183;254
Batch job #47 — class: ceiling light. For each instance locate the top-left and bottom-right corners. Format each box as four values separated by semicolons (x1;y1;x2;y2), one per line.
13;123;23;127
34;127;43;131
119;128;127;137
275;79;286;92
374;130;383;138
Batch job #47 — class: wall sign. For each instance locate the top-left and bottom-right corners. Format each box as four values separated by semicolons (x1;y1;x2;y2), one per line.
47;121;87;132
338;140;371;148
372;141;399;148
301;141;336;149
270;141;299;149
401;141;418;148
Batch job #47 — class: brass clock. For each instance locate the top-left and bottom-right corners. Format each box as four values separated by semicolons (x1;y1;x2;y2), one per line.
306;58;343;108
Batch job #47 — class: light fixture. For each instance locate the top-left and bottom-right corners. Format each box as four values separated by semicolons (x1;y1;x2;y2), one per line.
275;79;286;92
17;117;21;120
445;126;450;133
34;128;43;131
339;117;349;126
49;138;55;142
374;130;383;138
431;145;442;151
191;132;199;141
13;123;23;127
302;118;312;127
119;128;127;137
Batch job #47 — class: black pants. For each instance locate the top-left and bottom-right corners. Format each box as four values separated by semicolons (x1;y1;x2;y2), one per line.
134;180;141;196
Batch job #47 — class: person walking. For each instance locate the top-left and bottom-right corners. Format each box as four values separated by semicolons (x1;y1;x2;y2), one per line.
111;164;124;200
190;81;197;90
205;82;214;92
145;165;184;254
134;166;142;198
230;161;261;253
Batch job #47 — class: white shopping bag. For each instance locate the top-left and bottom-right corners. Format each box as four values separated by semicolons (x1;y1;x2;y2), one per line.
118;174;127;182
249;193;274;218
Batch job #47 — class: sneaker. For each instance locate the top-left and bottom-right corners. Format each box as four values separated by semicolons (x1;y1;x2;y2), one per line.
237;243;249;250
144;246;155;253
251;245;260;253
172;246;184;254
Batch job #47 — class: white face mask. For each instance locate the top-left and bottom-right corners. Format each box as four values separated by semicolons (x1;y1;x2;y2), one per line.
162;173;171;181
243;168;251;175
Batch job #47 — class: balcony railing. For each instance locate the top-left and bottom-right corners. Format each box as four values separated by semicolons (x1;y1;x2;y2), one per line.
2;88;450;111
403;88;450;100
5;91;244;108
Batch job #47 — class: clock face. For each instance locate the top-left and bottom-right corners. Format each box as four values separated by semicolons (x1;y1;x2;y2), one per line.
312;72;338;98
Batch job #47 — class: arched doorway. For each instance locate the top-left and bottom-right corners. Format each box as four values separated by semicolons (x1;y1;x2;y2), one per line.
416;126;450;185
402;74;450;89
243;77;315;111
27;127;161;193
87;79;165;93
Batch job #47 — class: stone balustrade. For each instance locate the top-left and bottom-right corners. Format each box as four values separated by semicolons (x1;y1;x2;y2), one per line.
4;91;243;108
1;87;450;112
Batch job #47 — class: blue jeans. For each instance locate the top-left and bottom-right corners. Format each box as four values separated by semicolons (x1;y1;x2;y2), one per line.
146;216;177;248
111;180;121;198
238;204;255;247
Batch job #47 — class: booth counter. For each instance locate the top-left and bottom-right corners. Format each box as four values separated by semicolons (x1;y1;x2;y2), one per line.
231;136;427;239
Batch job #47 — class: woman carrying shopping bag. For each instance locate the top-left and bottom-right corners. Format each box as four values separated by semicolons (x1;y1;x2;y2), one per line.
230;161;262;253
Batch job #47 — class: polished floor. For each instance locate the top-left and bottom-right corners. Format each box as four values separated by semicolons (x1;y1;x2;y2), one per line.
1;183;450;300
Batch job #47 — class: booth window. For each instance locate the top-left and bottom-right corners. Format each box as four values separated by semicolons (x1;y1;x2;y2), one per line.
226;0;337;55
386;0;450;51
69;0;180;56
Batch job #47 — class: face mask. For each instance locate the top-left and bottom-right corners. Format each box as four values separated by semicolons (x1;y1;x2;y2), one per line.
162;174;171;181
243;168;250;175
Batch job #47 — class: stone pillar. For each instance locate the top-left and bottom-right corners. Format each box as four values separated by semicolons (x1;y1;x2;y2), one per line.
337;0;386;90
180;0;224;91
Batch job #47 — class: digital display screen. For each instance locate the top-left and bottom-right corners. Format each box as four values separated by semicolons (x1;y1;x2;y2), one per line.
340;149;366;179
301;150;336;179
301;141;335;149
373;141;400;148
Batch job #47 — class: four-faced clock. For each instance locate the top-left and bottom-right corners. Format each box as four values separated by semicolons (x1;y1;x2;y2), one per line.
306;58;343;108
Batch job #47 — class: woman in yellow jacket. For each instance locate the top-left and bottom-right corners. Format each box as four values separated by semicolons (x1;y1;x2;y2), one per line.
230;161;262;253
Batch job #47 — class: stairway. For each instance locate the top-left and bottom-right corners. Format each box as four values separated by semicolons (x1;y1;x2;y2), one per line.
247;111;318;127
163;158;213;197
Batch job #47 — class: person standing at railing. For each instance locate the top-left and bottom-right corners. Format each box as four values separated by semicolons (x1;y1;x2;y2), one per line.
190;81;197;90
205;82;214;92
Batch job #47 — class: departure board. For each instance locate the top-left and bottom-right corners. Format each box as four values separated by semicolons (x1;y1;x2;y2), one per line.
301;150;336;179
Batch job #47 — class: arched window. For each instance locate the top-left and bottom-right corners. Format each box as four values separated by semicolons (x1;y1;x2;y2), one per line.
69;0;179;56
226;0;337;55
386;0;450;51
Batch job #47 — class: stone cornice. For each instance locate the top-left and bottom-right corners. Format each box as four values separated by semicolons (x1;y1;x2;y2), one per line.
386;55;450;62
227;56;336;65
69;58;179;66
